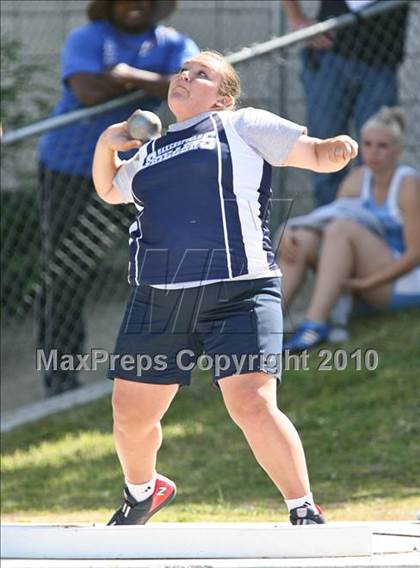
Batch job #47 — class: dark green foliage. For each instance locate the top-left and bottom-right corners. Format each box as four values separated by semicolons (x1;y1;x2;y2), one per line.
1;37;51;128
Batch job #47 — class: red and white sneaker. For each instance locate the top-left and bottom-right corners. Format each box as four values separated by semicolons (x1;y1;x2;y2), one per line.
107;474;176;525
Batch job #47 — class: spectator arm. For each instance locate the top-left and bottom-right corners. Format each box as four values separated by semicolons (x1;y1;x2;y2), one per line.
282;0;307;28
362;177;420;288
106;65;171;99
68;73;131;106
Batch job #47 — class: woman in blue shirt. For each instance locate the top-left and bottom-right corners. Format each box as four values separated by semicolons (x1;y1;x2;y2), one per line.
36;0;198;396
93;50;358;525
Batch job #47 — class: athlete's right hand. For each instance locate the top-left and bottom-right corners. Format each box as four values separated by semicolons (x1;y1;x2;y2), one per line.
279;228;300;264
100;121;142;152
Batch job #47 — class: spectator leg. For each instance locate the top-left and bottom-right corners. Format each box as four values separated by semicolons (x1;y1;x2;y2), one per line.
354;62;398;139
301;51;356;206
36;168;127;394
280;228;321;310
306;219;393;323
36;167;90;392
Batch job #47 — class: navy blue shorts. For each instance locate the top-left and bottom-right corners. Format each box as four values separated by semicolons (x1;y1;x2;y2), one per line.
107;277;283;386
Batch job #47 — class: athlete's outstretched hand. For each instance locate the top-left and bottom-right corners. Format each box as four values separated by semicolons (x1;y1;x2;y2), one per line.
283;133;358;173
101;121;142;152
327;135;358;165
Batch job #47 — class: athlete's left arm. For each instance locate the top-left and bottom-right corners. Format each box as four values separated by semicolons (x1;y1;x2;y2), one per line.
283;134;358;173
346;176;420;291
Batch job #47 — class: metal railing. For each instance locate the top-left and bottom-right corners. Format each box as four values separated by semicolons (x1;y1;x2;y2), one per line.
2;0;408;146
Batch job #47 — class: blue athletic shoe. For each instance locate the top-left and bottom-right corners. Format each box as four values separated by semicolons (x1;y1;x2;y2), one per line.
283;320;330;353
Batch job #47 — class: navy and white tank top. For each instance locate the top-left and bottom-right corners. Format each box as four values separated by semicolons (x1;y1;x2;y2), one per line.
114;108;305;287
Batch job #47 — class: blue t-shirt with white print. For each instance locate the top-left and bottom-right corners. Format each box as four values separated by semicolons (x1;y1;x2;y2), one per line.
38;21;199;176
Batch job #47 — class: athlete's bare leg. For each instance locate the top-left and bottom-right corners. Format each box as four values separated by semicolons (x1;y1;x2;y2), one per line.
306;219;394;323
112;379;179;483
219;372;310;499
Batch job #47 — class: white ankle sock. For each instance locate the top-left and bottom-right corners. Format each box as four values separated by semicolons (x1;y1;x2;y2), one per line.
285;492;314;512
125;475;156;502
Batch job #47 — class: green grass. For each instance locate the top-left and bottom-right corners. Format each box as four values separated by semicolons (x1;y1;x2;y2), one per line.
2;310;420;523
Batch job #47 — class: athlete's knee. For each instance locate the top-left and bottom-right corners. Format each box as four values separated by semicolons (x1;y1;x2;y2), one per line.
225;389;275;428
112;405;160;435
112;385;161;431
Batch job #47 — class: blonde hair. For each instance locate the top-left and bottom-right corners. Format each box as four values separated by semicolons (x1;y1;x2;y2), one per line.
191;50;241;109
361;106;406;143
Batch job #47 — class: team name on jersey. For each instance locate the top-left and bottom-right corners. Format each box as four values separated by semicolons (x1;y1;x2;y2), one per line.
143;131;216;169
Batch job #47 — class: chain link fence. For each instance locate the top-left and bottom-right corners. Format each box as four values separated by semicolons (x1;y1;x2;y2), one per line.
279;0;419;209
1;0;419;405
